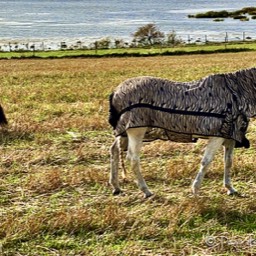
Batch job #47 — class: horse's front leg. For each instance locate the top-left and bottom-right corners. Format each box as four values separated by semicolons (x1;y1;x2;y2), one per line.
192;137;225;195
223;139;237;195
127;127;153;198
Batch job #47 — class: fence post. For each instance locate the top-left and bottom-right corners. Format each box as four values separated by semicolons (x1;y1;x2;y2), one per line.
187;35;191;44
225;32;228;43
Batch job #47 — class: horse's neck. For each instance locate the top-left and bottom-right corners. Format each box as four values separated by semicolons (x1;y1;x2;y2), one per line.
240;84;256;118
227;71;256;118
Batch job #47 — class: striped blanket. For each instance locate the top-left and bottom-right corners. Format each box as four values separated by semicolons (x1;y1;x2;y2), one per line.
109;69;256;148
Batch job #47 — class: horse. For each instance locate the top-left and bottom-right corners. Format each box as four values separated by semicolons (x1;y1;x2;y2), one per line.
0;105;7;126
108;67;256;198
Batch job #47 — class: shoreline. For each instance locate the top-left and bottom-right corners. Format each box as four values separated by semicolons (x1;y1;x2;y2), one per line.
0;32;255;52
0;41;255;60
0;38;91;52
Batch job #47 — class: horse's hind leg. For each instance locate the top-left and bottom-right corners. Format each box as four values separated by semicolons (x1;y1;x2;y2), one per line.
223;139;237;195
127;127;153;198
110;136;125;195
119;136;128;180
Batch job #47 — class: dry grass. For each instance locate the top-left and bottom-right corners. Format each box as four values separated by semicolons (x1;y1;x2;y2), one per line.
0;53;256;255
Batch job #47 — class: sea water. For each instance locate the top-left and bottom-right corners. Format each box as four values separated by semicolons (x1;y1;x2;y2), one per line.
1;0;256;47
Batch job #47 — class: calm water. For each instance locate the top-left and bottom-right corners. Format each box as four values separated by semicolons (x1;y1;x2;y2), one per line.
1;0;256;45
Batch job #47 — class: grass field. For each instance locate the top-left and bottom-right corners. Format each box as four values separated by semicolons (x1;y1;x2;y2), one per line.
0;52;256;255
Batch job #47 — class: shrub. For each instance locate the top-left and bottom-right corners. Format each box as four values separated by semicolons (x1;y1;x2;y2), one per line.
190;7;256;20
166;30;183;47
94;37;112;49
213;18;224;22
132;23;165;46
241;6;256;14
229;10;244;17
194;10;229;18
233;15;248;20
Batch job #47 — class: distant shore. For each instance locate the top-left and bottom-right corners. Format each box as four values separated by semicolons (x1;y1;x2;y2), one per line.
1;32;256;53
0;41;255;60
0;38;90;52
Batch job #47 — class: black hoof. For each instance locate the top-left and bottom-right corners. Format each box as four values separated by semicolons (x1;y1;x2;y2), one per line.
144;192;153;199
112;188;122;196
228;191;246;198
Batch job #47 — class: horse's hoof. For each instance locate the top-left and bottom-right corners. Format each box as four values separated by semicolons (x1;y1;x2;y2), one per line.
227;190;235;196
144;191;153;199
227;188;238;196
227;190;245;197
112;188;122;196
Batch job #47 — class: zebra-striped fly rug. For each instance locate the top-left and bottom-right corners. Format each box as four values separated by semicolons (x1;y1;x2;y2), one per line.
109;68;256;148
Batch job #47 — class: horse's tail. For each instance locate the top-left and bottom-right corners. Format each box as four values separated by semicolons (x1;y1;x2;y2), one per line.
108;92;119;129
0;105;7;126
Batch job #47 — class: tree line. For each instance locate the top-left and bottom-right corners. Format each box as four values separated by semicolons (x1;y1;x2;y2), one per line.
91;23;183;50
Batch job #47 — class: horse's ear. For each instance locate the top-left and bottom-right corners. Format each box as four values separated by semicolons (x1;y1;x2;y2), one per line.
0;105;8;125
